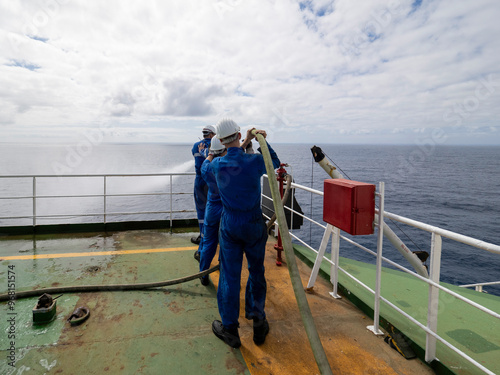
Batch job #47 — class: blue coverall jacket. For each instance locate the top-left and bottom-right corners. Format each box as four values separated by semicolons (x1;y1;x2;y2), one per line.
211;143;280;329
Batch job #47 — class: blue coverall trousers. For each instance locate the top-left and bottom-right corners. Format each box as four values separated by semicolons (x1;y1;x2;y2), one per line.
193;175;208;235
199;200;222;274
217;209;268;329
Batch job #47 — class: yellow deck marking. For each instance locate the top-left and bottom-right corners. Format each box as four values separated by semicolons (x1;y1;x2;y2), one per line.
0;246;198;261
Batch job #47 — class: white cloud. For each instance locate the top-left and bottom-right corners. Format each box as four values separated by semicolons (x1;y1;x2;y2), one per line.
0;0;499;144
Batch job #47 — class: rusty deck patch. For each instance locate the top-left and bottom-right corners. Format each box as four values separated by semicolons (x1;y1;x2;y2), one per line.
209;242;435;375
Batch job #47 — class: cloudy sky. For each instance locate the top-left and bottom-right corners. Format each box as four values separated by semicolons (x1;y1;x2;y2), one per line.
1;0;499;145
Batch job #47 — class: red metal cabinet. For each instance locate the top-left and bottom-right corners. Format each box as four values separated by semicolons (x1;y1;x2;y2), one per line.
323;179;375;235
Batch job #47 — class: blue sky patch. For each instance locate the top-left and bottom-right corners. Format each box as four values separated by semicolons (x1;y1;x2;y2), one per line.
299;1;312;12
8;60;40;71
235;87;253;97
29;35;49;43
299;0;333;17
409;0;423;14
316;4;334;17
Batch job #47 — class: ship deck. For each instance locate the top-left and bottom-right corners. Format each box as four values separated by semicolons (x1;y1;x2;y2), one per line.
0;228;457;374
294;244;500;375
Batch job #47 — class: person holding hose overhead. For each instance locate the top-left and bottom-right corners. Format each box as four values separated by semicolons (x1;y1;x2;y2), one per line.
195;137;226;286
210;118;280;348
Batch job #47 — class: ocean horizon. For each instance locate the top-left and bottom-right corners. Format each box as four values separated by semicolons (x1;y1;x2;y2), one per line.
0;142;499;295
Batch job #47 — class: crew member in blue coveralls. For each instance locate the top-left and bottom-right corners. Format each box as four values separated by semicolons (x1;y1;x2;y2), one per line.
194;137;226;286
191;125;216;245
209;118;280;348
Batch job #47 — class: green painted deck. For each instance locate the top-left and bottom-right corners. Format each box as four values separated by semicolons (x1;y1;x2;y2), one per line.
3;228;494;374
0;230;249;374
293;244;500;375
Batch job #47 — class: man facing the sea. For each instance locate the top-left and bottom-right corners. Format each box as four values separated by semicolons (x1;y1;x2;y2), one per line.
209;118;280;348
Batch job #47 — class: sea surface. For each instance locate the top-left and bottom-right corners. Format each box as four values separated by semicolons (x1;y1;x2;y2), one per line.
0;142;499;295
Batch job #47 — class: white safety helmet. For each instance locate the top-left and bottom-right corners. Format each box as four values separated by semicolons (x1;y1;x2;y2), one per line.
210;137;225;155
216;118;240;144
202;125;216;135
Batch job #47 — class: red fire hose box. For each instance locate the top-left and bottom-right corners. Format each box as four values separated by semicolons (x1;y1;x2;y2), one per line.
323;179;375;235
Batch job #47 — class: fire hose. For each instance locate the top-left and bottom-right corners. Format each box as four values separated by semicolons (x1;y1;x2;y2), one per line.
252;130;333;375
0;266;219;302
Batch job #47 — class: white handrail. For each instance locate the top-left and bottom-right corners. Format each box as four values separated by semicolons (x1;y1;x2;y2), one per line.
0;173;196;226
278;178;499;375
460;281;500;293
384;211;500;255
2;172;498;374
460;281;500;288
0;173;195;178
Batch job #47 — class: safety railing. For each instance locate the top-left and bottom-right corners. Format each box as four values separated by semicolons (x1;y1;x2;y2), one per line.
2;172;499;373
263;176;500;375
459;281;500;293
0;173;196;228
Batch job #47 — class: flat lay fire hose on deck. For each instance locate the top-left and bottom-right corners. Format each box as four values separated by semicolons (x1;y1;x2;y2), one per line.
0;266;220;301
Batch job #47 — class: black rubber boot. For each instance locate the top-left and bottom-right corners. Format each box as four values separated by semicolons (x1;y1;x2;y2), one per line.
200;276;209;286
253;318;269;345
212;320;241;348
191;235;201;245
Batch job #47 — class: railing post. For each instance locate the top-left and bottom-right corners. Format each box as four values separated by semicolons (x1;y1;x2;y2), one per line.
33;176;36;227
103;176;107;224
368;181;384;335
290;183;294;235
426;232;442;362
307;224;332;290
329;226;341;299
169;175;173;229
